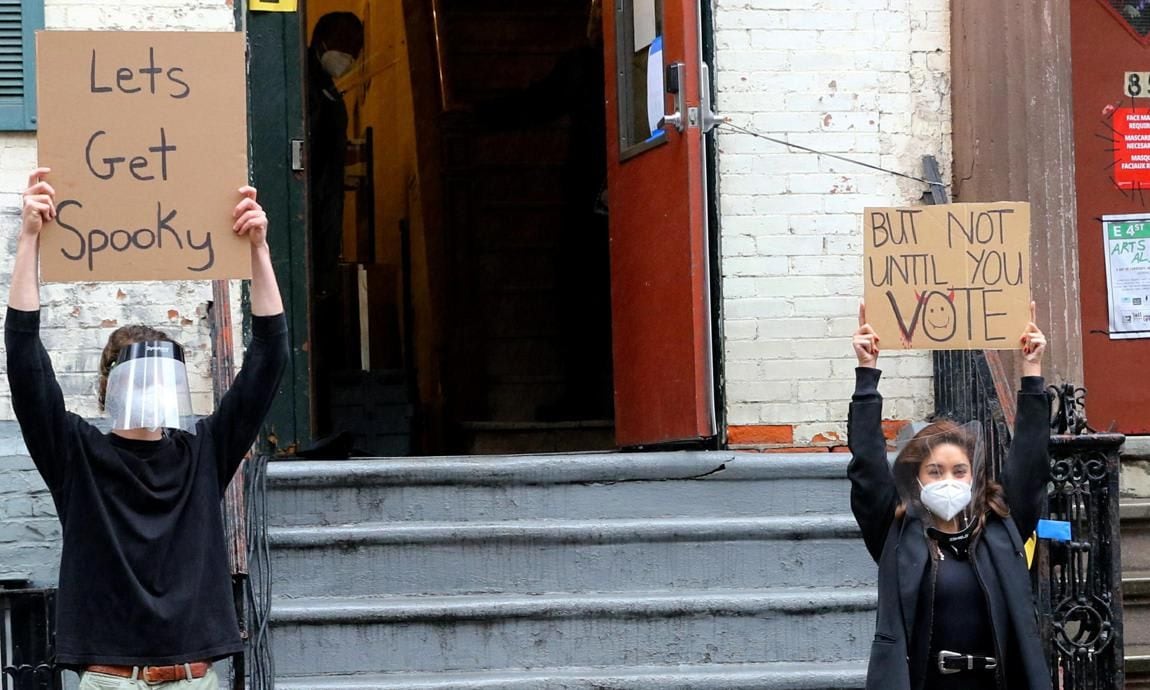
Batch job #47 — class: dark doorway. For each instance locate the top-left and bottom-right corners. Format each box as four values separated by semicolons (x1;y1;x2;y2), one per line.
301;0;616;455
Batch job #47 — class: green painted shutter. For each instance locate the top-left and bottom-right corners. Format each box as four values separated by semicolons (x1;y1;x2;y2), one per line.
0;0;42;131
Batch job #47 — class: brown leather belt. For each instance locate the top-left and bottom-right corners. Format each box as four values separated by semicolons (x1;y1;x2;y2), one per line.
86;662;211;683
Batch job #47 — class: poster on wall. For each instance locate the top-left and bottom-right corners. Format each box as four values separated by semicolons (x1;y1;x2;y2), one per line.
36;31;251;282
862;202;1031;350
1102;214;1150;339
1110;107;1150;190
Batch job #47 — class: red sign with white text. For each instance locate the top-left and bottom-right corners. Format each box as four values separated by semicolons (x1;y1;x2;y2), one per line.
1113;107;1150;189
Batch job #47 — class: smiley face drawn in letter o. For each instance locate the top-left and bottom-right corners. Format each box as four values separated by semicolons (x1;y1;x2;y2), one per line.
921;290;957;343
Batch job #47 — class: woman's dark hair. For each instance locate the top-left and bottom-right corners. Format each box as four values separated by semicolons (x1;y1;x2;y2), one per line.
97;325;174;411
892;419;1009;533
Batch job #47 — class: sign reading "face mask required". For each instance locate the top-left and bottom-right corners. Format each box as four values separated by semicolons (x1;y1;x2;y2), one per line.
862;202;1032;350
35;31;251;282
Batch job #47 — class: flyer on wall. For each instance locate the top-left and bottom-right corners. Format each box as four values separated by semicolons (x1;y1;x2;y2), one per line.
1102;213;1150;339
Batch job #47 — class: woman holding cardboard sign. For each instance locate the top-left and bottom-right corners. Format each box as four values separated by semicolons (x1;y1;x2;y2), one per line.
6;168;287;688
848;301;1051;690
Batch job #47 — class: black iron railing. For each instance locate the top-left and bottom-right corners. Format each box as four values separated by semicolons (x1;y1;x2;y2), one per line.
1037;386;1124;689
0;583;60;690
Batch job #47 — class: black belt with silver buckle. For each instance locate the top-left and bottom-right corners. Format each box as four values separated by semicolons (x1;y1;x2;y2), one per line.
938;649;998;674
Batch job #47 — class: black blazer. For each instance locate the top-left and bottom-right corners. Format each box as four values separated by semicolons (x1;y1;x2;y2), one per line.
847;367;1053;690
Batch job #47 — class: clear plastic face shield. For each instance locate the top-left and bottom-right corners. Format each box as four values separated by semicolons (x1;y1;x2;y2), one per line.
104;340;195;433
892;420;985;535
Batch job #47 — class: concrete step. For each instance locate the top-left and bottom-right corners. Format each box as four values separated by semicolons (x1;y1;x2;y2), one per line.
1129;644;1150;688
268;515;874;598
269;588;877;677
274;661;868;689
1121;500;1150;679
265;452;853;527
1127;572;1150;649
1124;501;1150;572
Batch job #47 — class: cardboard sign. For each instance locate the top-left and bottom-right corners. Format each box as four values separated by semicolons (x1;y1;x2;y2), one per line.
36;31;251;282
1111;107;1150;190
863;203;1031;350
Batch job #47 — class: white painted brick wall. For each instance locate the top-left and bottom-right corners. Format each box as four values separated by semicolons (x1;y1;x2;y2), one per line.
715;0;950;443
0;0;241;586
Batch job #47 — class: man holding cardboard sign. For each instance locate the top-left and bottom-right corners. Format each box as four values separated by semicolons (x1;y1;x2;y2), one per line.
5;168;288;688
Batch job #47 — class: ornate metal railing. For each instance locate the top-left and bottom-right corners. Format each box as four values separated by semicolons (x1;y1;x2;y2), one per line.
1037;385;1124;689
0;584;60;690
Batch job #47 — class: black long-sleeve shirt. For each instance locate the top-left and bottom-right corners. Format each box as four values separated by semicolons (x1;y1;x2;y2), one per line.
5;307;288;667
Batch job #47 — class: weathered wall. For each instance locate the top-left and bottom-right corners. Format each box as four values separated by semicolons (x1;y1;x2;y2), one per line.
713;0;950;449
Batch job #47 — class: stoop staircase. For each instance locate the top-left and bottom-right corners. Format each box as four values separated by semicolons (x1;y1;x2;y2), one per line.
263;451;875;689
1121;444;1150;688
1123;499;1150;688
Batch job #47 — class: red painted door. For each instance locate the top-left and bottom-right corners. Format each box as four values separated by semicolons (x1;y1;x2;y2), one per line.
1072;0;1150;433
603;0;716;446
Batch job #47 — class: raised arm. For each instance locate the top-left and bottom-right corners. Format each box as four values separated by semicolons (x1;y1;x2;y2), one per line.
9;168;51;311
5;168;76;492
201;187;288;488
1001;302;1050;539
847;302;898;562
238;186;285;318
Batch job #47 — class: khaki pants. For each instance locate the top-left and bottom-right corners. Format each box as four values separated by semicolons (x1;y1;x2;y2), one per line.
79;668;218;690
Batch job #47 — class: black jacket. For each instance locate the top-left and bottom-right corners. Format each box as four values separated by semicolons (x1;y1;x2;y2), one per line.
847;367;1052;690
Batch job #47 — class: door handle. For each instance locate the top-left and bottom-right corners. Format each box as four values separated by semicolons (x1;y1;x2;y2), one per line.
700;63;723;133
660;62;686;133
661;112;683;132
660;62;723;133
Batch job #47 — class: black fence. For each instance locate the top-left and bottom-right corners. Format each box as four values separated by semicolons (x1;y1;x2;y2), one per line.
1038;428;1125;689
0;583;61;690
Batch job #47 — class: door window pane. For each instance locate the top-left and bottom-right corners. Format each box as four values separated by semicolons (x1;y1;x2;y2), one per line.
615;0;665;157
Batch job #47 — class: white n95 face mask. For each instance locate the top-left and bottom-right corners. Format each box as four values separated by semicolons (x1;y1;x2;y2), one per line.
320;50;355;78
918;479;972;522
